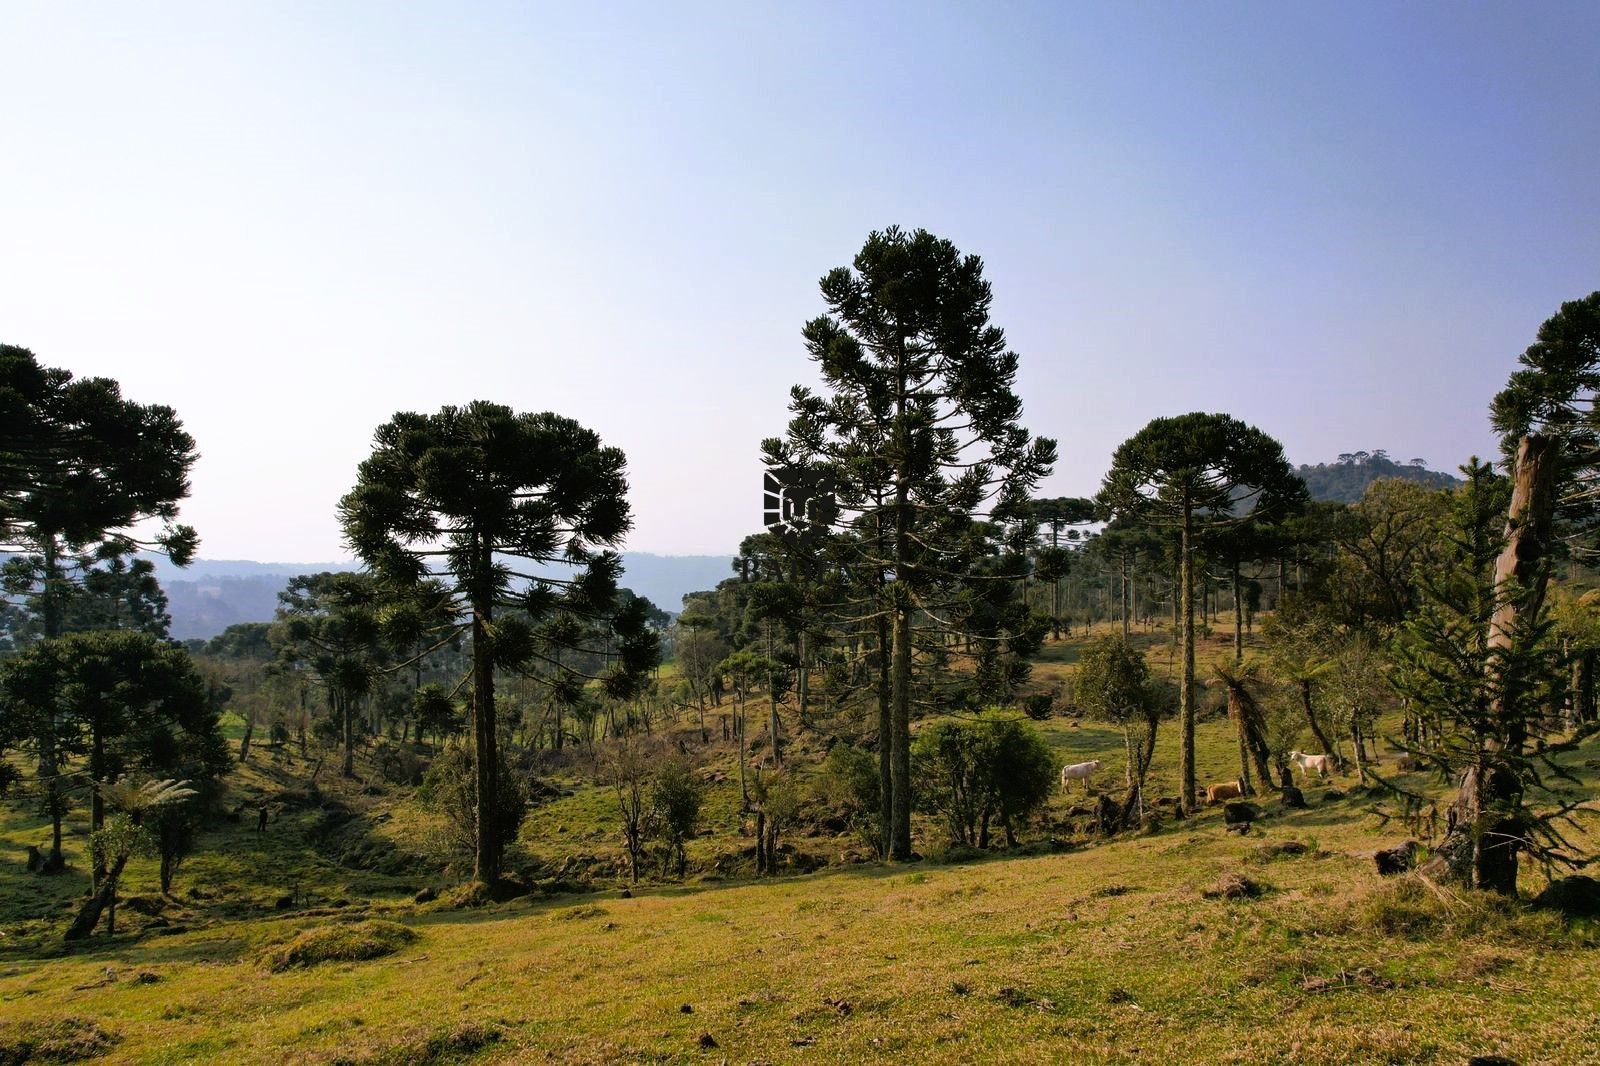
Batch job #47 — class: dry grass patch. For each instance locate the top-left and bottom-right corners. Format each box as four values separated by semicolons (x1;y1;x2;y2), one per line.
0;1017;119;1064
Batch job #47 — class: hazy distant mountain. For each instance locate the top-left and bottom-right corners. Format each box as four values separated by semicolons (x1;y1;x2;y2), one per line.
1297;450;1463;504
156;552;735;641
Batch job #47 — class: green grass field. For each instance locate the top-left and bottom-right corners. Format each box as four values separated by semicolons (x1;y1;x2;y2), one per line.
3;625;1598;1064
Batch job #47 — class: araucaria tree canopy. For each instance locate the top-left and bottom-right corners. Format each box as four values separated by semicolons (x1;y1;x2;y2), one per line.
339;402;659;883
764;226;1057;860
1097;412;1306;811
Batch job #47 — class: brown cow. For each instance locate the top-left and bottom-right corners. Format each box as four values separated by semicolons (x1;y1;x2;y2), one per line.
1205;781;1244;805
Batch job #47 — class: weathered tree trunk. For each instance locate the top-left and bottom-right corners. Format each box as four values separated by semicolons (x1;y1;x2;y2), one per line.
64;847;131;941
471;577;500;885
1228;690;1253;795
1577;650;1596;724
1179;503;1197;812
1298;679;1337;760
876;613;891;859
890;593;913;859
340;692;355;777
1121;552;1131;640
1426;434;1557;895
239;714;255;763
1232;560;1244;664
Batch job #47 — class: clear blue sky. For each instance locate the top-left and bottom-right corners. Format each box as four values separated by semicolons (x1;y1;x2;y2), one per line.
2;3;1596;560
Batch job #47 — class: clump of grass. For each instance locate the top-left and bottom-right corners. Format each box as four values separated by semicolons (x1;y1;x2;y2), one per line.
259;920;418;972
1209;873;1264;900
1090;883;1132;898
1358;878;1575;946
553;904;606;921
1247;840;1313;863
336;1022;503;1066
0;1017;119;1064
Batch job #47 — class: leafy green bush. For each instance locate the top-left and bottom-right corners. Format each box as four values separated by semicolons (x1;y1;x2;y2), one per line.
816;743;880;851
418;743;526;874
259;920;418;971
651;757;703;877
913;715;1059;848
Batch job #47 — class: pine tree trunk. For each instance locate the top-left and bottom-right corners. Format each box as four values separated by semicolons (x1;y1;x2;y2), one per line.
64;848;131;941
40;538;65;869
90;725;106;891
1232;560;1244;664
796;630;809;731
471;582;500;885
1579;651;1597;724
737;694;749;806
1230;691;1253;795
340;692;355;777
1180;504;1197;812
1121;553;1131;640
1428;434;1557;894
876;613;891;859
1299;679;1337;760
890;596;913;860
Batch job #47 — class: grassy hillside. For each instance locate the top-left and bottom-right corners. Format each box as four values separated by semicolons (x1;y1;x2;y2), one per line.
2;624;1597;1064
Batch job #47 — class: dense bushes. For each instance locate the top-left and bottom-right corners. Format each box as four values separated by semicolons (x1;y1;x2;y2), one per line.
418;745;526;876
816;743;881;851
650;757;704;877
913;715;1058;848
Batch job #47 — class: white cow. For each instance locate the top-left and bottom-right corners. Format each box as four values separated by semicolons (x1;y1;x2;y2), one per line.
1060;759;1102;792
1289;750;1333;779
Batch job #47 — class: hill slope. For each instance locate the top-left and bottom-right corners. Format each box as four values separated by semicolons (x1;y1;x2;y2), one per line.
155;552;736;640
1297;451;1463;503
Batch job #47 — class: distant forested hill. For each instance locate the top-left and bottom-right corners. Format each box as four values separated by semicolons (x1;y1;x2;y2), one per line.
1296;450;1463;503
153;552;735;641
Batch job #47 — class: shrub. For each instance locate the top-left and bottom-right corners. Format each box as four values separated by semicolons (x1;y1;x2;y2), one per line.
913;715;1059;848
1021;693;1056;721
373;740;423;786
259;920;418;971
816;744;881;851
418;743;526;875
651;757;703;877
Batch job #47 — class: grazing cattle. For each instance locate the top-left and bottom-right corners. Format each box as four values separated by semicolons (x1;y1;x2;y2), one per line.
1205;781;1244;805
1060;760;1102;792
1289;750;1333;779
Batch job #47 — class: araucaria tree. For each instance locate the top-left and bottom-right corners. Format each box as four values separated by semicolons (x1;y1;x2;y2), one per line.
0;631;226;891
1;345;199;641
1098;413;1305;811
339;403;659;884
1407;292;1600;893
764;227;1057;860
1;346;201;858
271;572;388;777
